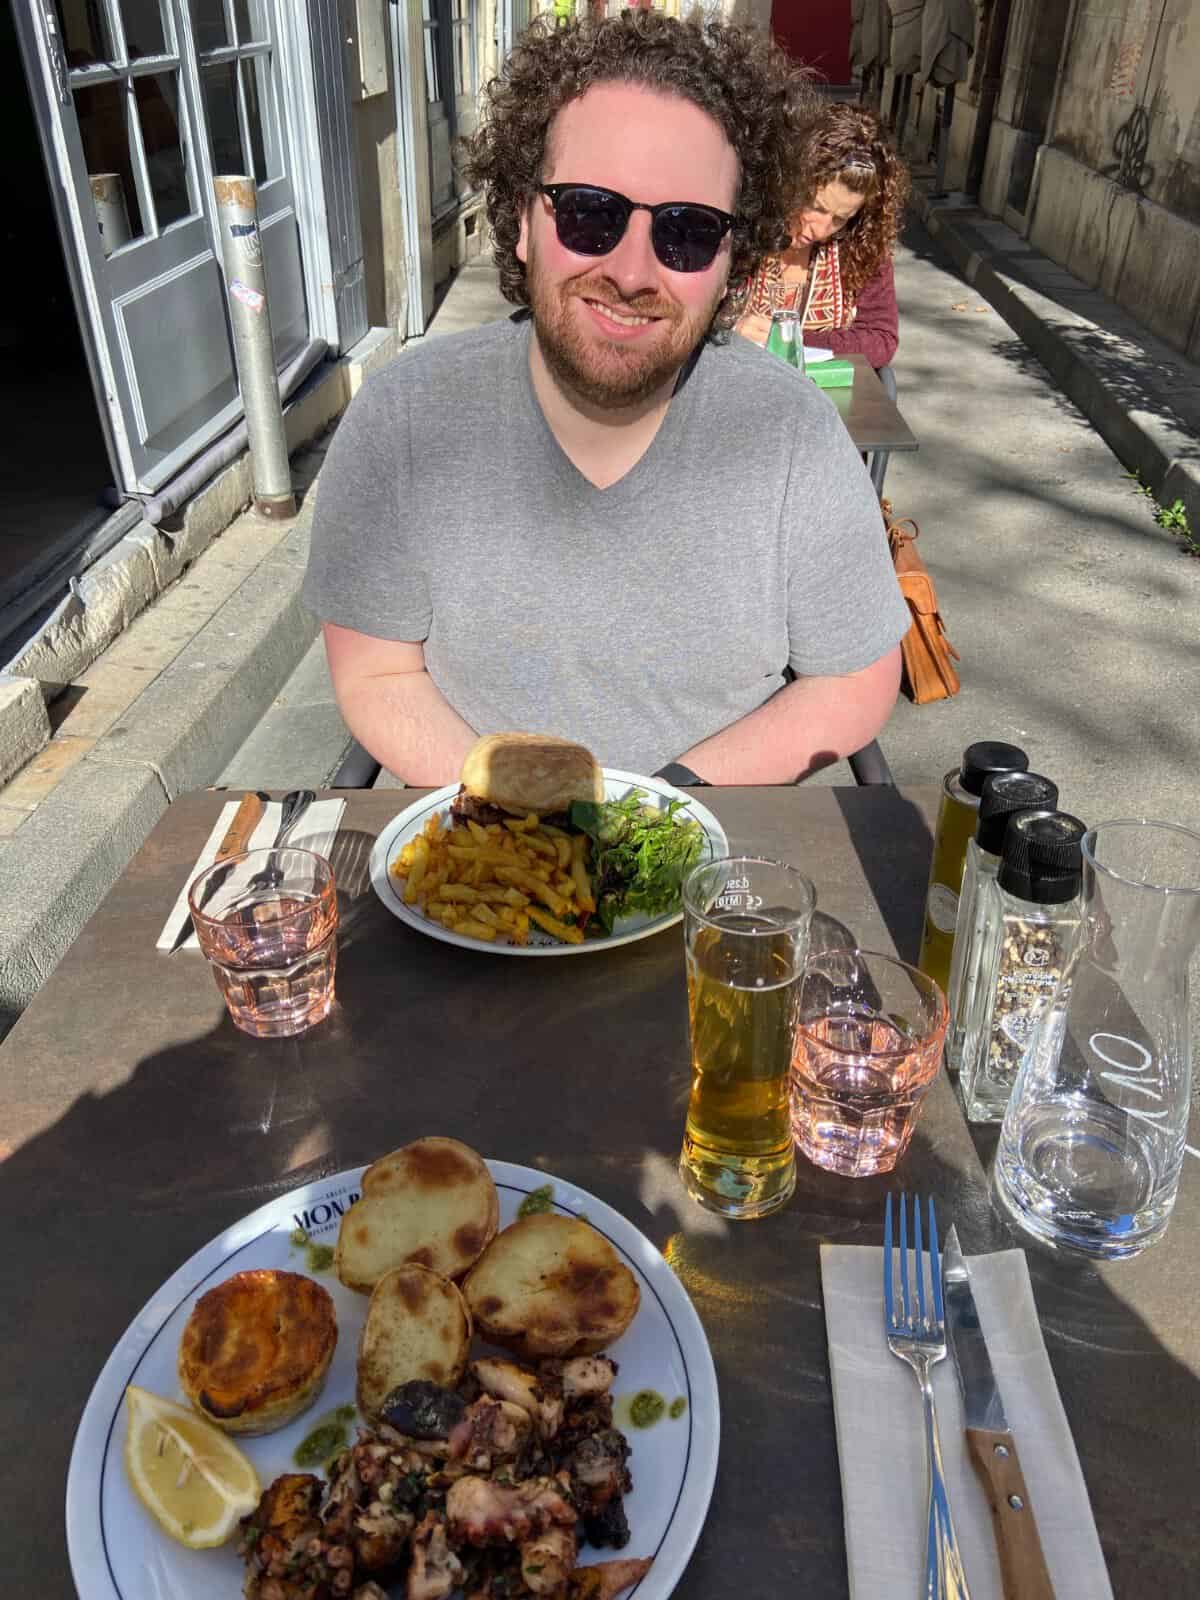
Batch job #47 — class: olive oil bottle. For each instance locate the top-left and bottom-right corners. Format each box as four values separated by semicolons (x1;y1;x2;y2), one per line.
917;742;1028;996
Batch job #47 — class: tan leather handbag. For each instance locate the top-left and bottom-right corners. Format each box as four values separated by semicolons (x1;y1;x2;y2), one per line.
882;500;961;704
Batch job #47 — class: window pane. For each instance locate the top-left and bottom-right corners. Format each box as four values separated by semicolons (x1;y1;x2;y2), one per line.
241;56;275;183
119;0;168;59
202;60;245;175
452;0;473;96
55;0;115;68
192;0;230;52
454;27;470;95
136;72;192;226
234;0;269;43
424;32;441;103
422;0;441;103
75;78;145;244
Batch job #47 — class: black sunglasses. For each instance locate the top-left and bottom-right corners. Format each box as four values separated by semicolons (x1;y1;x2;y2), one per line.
538;183;735;273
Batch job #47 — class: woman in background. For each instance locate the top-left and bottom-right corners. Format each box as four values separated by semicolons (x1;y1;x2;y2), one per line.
735;102;910;369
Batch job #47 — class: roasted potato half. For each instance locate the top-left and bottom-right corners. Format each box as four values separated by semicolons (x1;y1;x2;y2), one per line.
356;1264;472;1420
462;1214;640;1360
336;1136;499;1293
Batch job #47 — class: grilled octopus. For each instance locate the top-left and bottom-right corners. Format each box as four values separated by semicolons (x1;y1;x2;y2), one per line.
237;1351;646;1600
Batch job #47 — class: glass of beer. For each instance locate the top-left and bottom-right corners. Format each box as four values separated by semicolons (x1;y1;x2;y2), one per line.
679;856;816;1219
189;847;338;1037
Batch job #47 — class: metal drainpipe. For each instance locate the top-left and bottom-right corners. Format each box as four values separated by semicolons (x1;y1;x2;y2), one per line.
214;175;297;520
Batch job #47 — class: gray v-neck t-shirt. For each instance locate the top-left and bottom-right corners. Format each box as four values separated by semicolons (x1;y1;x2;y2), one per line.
303;316;908;775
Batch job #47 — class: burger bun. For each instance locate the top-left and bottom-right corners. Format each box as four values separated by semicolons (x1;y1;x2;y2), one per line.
461;732;603;818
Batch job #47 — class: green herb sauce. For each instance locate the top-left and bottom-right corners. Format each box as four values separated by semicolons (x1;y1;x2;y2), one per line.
293;1404;356;1468
305;1242;334;1273
518;1184;555;1218
628;1389;667;1429
669;1396;687;1419
290;1225;334;1273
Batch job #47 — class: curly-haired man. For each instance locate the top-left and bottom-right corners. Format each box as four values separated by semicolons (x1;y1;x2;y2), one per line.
304;13;907;785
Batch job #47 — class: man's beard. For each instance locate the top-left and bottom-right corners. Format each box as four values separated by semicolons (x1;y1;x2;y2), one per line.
526;252;726;411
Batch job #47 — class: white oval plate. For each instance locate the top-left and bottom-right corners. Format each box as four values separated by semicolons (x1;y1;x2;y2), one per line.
368;769;728;956
66;1161;720;1600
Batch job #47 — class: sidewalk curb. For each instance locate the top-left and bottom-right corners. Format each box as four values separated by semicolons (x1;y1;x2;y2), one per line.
911;190;1200;534
0;505;319;1035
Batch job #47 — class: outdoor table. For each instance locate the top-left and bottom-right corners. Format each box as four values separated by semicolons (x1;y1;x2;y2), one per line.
829;353;917;458
3;785;1195;1597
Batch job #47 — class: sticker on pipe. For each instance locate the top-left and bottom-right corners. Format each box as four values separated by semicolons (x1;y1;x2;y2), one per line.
229;279;265;313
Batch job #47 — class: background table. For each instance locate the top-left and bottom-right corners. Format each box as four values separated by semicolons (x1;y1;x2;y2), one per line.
830;354;918;457
3;786;1196;1596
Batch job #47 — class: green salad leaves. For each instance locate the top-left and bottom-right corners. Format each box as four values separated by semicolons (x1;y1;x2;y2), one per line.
570;791;706;935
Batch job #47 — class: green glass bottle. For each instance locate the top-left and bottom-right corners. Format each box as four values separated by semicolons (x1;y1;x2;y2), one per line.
765;309;805;373
917;741;1029;996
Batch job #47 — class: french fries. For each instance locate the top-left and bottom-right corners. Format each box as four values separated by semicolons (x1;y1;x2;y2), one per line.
391;809;593;947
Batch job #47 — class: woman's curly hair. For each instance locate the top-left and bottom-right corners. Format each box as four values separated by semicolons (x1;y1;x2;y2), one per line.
459;11;819;326
787;102;910;301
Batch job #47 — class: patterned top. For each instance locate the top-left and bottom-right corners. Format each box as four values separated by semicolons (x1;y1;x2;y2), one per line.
742;240;851;334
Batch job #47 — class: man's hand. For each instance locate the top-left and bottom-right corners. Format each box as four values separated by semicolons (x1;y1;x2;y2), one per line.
676;647;902;784
322;623;478;786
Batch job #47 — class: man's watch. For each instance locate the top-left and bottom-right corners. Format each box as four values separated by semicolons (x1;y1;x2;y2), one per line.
653;762;711;787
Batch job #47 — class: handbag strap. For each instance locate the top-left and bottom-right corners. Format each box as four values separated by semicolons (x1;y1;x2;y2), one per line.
881;496;921;555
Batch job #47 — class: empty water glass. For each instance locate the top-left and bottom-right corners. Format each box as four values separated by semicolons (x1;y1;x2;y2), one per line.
994;819;1200;1258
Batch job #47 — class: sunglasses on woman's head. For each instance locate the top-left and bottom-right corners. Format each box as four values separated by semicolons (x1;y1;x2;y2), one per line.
538;184;736;273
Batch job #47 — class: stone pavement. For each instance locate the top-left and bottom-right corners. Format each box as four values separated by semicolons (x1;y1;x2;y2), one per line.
1;212;1198;1033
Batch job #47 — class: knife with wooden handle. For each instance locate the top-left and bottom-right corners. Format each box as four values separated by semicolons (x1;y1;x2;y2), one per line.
170;790;269;951
943;1226;1056;1600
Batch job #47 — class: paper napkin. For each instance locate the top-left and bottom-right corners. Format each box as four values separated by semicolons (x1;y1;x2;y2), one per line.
157;797;346;951
821;1243;1112;1600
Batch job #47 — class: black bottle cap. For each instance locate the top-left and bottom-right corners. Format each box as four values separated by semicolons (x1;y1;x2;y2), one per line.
976;771;1060;854
960;741;1029;797
999;810;1088;904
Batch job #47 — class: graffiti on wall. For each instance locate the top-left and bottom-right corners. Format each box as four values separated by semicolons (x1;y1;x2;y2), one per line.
1109;0;1151;98
1102;105;1154;195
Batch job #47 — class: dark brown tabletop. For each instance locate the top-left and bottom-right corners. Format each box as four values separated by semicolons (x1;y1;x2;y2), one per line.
4;786;1196;1596
830;354;918;456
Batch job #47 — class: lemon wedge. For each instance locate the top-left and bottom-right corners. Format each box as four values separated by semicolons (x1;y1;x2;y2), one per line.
123;1384;261;1548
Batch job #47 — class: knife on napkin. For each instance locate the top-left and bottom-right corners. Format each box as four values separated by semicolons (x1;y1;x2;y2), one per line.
169;789;268;952
944;1226;1056;1600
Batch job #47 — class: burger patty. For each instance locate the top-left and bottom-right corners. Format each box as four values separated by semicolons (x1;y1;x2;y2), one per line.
449;788;573;830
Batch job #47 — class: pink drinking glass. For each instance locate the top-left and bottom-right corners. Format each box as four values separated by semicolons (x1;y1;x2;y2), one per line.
791;947;948;1177
188;847;338;1037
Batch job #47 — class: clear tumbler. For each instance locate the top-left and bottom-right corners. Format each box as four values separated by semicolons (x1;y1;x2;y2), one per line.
189;847;338;1037
792;949;948;1176
994;819;1200;1258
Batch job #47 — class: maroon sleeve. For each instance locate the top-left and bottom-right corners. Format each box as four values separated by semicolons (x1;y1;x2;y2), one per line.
809;256;899;369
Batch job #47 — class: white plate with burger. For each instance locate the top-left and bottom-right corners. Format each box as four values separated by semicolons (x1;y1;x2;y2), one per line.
369;735;728;956
66;1150;720;1600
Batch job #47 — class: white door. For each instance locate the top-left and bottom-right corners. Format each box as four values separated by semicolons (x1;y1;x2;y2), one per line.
19;0;308;497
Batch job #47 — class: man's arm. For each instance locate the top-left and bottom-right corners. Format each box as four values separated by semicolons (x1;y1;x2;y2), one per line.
675;646;901;784
323;623;478;786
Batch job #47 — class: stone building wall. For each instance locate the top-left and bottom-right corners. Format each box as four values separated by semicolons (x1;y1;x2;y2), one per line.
883;0;1200;360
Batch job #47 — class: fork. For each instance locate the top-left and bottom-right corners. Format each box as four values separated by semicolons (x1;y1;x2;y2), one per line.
247;789;317;894
884;1193;973;1600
